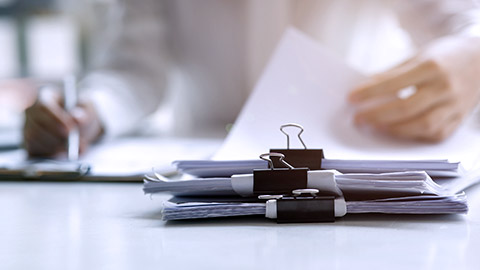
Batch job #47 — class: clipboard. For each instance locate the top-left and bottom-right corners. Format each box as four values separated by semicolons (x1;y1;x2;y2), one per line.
0;159;90;180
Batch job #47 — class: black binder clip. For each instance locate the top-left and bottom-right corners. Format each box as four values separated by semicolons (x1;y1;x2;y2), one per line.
260;189;336;223
270;123;324;170
253;153;309;196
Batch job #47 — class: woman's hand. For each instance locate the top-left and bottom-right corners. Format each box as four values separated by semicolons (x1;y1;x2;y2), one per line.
23;91;104;158
348;36;480;142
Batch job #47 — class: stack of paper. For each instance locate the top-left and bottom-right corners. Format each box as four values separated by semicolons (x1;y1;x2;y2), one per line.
145;170;468;220
173;160;267;178
144;171;448;199
146;28;479;222
346;194;468;214
144;175;238;196
161;194;467;221
174;159;461;178
323;159;460;177
162;201;267;221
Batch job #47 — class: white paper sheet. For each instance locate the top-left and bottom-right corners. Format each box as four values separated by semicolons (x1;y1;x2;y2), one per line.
79;137;222;177
214;28;480;172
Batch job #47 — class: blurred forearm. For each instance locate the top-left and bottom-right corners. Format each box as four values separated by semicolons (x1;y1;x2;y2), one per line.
79;0;169;137
395;0;480;47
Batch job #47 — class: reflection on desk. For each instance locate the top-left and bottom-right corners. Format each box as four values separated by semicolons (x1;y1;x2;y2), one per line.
1;181;480;270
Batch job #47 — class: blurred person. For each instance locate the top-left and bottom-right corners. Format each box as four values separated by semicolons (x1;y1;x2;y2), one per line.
22;0;480;157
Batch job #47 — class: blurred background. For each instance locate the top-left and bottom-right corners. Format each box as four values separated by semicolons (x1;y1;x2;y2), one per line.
0;0;85;148
0;0;415;148
0;0;80;79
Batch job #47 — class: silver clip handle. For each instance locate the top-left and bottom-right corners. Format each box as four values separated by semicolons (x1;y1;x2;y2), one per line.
292;189;319;197
280;123;307;149
258;194;284;200
259;152;294;169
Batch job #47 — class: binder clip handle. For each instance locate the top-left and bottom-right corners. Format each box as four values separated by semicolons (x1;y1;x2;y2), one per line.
292;189;319;197
258;194;284;200
259;152;294;170
280;123;307;149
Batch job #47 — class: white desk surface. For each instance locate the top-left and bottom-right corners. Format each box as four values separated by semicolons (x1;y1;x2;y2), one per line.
1;181;480;270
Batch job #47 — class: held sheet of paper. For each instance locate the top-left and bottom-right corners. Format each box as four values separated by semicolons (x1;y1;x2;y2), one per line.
214;28;480;174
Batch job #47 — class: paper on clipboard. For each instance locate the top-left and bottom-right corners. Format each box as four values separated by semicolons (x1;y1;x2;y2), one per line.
0;137;222;181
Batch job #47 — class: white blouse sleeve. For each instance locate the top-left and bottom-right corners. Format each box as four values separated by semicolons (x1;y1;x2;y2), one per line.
79;0;169;137
394;0;480;47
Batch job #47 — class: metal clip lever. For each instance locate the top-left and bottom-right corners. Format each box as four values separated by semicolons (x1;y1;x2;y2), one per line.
254;153;309;195
280;123;307;149
270;123;325;170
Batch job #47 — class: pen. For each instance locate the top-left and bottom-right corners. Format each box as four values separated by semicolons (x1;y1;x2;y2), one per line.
63;75;80;161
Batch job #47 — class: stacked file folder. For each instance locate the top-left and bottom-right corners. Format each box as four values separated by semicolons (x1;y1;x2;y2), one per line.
173;159;461;178
143;118;472;222
144;163;469;222
142;28;480;223
160;194;467;221
144;120;471;223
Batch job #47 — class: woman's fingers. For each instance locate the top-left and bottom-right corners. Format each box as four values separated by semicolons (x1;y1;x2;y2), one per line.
381;103;460;142
24;99;76;157
430;114;463;142
24;115;66;156
347;36;480;142
24;96;104;158
349;60;439;103
26;104;72;139
354;83;450;127
348;57;455;142
71;102;105;145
